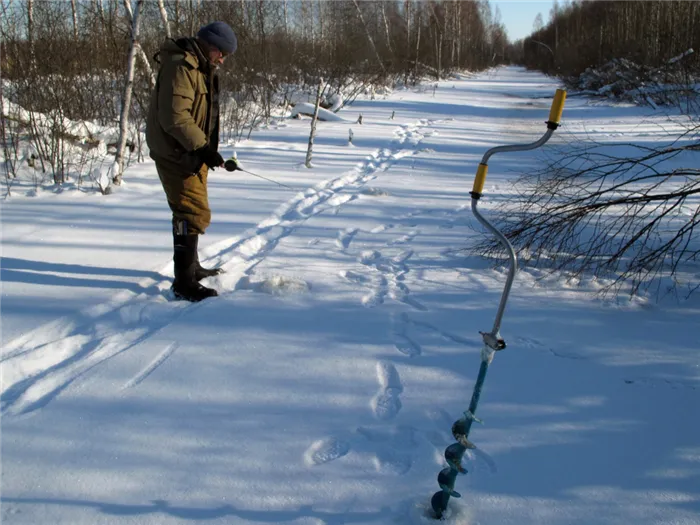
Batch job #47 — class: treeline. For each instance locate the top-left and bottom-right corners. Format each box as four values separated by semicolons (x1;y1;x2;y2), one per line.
1;0;505;126
512;0;700;77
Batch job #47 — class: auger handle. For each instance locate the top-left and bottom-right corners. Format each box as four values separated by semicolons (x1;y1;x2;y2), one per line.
547;88;567;129
470;89;567;197
471;163;488;195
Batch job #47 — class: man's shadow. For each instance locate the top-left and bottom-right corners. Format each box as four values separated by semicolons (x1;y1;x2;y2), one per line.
1;257;164;293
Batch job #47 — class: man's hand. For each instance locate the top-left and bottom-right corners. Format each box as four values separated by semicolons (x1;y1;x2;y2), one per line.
224;157;240;172
196;146;224;169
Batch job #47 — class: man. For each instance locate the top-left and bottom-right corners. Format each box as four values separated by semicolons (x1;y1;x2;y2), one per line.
146;22;237;302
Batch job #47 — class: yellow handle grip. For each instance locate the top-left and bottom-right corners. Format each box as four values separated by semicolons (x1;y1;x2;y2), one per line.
472;163;488;195
548;89;567;125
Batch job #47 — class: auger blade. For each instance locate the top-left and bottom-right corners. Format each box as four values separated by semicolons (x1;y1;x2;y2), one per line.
445;443;468;473
451;420;477;449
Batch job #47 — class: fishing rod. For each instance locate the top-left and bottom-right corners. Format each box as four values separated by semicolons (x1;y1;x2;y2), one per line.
224;157;297;190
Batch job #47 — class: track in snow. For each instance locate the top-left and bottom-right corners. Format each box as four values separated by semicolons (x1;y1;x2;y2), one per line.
0;120;436;416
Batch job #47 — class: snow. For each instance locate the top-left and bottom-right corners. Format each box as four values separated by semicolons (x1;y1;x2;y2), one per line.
289;102;350;122
2;67;699;525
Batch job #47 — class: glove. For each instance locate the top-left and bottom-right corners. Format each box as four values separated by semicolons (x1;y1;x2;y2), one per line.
196;146;224;169
224;157;240;172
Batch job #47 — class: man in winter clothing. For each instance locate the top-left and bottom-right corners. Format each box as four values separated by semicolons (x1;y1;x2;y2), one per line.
146;21;237;302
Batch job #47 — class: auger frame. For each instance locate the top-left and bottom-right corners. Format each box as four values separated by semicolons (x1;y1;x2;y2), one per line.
431;89;567;520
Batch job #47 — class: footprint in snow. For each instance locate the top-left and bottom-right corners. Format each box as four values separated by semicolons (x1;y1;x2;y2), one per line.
336;228;358;251
356;426;416;475
394;335;421;357
362;274;387;308
340;270;372;286
304;437;350;466
391;312;422;357
387;231;418;246
372;361;403;421
370;223;394;234
359;187;390;197
372;387;402;421
371;449;412;475
359;250;381;265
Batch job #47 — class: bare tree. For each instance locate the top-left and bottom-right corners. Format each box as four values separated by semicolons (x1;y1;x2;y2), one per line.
532;13;544;33
0;84;20;196
477;124;700;298
380;1;393;55
123;0;155;88
70;0;79;41
27;0;35;70
352;0;387;77
157;0;171;38
305;78;325;169
523;0;700;77
112;0;143;186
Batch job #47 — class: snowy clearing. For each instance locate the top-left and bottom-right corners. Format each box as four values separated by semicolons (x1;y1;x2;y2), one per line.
1;67;699;525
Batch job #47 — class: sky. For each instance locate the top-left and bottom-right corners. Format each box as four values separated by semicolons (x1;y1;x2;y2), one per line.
492;0;554;41
2;66;699;524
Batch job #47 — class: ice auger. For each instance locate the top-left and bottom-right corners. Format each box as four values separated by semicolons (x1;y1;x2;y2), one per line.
431;89;567;519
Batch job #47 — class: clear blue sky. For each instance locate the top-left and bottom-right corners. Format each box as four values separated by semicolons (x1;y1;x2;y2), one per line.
491;0;554;41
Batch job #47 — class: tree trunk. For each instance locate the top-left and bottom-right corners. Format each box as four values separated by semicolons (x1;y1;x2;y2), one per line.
352;0;387;76
0;83;7;178
157;0;171;38
71;0;79;41
239;0;246;26
113;0;143;186
123;0;156;89
404;0;411;84
283;0;288;38
427;1;443;79
189;0;196;35
305;79;324;169
381;2;393;55
414;9;421;81
174;0;180;35
27;0;34;71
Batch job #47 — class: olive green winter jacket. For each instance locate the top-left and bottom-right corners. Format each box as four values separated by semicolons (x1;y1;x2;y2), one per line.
146;38;220;175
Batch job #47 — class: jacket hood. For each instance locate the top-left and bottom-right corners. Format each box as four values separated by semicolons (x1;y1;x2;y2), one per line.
155;37;210;71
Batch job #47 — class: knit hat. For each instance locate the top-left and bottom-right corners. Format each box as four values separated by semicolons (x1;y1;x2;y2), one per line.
197;22;237;55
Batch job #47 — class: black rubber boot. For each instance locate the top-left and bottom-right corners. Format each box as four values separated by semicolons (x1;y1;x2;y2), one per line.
172;234;218;302
192;235;224;282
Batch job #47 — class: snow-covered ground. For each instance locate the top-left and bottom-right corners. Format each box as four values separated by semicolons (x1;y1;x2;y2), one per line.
1;67;699;525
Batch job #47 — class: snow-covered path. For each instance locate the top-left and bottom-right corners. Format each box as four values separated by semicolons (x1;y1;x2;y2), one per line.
2;68;699;525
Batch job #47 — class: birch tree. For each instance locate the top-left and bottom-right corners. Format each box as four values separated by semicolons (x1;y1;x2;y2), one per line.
112;0;143;186
123;0;155;88
157;0;171;38
305;78;325;169
27;0;34;71
70;0;79;41
381;2;393;55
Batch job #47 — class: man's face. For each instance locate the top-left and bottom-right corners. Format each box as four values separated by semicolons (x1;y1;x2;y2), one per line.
206;45;229;68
